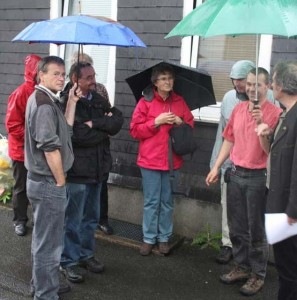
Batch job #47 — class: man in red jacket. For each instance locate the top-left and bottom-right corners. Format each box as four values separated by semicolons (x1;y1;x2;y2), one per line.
5;54;41;236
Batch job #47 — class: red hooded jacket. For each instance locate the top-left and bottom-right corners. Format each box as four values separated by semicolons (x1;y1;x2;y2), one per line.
5;54;41;161
130;90;194;171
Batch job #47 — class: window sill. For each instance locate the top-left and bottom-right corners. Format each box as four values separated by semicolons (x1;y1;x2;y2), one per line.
192;103;221;123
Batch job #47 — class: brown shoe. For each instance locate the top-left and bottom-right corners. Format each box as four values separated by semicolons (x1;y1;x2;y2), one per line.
220;266;250;284
239;274;264;296
159;242;170;254
140;243;153;256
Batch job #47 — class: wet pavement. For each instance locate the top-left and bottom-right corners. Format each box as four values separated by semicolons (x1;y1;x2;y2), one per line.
0;205;278;300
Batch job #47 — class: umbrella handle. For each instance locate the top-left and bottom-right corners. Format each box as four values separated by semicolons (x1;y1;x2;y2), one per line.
75;44;83;91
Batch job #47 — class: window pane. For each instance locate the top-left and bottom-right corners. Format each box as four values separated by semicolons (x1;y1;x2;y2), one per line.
197;35;257;101
63;0;116;103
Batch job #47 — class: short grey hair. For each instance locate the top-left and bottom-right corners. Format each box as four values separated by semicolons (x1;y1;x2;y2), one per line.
273;61;297;95
38;56;65;73
71;52;93;65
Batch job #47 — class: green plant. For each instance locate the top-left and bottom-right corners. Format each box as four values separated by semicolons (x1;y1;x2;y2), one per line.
0;189;12;204
192;223;222;251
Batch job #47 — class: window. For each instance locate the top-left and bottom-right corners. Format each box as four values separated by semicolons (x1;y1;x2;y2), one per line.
50;0;117;104
181;0;273;122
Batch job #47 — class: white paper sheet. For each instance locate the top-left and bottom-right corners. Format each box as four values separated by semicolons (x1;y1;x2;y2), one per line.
265;213;297;245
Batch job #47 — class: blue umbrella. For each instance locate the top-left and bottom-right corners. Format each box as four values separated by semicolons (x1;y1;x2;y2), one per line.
12;15;146;48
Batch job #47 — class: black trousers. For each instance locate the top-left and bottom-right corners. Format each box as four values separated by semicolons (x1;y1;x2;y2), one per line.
273;235;297;300
12;160;29;224
99;176;108;224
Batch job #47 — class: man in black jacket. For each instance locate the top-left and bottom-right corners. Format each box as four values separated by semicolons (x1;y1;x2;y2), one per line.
257;61;297;300
60;62;123;283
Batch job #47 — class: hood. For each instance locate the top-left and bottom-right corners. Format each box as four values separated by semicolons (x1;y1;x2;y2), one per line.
24;54;42;84
229;60;255;79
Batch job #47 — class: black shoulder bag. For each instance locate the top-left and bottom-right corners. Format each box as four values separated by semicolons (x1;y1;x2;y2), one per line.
169;123;197;156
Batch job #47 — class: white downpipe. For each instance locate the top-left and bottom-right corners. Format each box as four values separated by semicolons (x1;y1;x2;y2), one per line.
105;0;117;106
180;0;202;67
49;0;64;56
180;0;194;66
189;0;202;68
259;35;273;72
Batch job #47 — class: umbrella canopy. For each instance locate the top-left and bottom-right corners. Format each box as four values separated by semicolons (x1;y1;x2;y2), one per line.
125;61;216;110
165;0;297;103
12;15;146;47
165;0;297;38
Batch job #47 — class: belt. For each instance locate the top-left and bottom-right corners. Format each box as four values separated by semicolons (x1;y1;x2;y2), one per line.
232;165;266;173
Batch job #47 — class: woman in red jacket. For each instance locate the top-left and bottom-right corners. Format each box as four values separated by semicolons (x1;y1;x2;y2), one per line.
5;54;41;236
130;63;194;256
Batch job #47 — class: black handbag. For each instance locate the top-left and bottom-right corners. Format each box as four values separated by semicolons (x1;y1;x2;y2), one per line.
169;123;197;156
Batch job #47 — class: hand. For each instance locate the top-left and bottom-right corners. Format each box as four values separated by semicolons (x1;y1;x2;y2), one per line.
251;105;263;125
288;216;297;225
255;123;271;137
69;83;82;103
84;120;93;128
174;116;183;125
155;112;176;126
205;168;219;186
105;112;113;117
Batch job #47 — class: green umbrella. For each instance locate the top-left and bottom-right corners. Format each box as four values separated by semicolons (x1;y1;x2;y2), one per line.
165;0;297;38
165;0;297;103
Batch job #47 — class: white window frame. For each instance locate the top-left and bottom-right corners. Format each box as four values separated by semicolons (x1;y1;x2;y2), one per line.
49;0;117;105
181;0;273;122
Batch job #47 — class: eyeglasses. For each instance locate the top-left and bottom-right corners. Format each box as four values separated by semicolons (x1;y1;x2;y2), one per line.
156;76;174;82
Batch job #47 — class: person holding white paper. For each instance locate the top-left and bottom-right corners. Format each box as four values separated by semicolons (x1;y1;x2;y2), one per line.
257;61;297;300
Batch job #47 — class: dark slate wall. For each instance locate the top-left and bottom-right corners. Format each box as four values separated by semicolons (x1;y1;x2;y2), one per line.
3;3;294;205
110;0;220;203
0;1;50;134
271;37;297;68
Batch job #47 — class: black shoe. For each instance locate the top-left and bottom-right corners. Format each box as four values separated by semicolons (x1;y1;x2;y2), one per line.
14;223;27;236
216;246;232;264
30;282;71;297
80;257;104;273
98;223;113;235
60;265;85;283
57;282;71;295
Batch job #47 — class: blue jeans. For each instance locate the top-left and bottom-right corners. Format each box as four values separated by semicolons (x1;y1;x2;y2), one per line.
61;182;101;267
140;168;177;244
227;167;269;278
27;173;67;300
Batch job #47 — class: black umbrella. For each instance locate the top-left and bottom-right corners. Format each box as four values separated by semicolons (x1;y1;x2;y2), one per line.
125;61;216;110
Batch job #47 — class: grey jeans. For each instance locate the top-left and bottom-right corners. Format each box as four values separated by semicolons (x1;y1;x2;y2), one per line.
27;173;67;300
227;166;269;279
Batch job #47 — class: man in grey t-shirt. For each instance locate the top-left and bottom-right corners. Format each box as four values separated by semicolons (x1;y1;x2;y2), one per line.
25;56;80;299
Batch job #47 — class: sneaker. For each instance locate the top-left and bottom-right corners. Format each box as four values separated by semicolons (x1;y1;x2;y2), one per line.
98;223;113;235
79;257;104;273
139;242;154;256
14;223;27;236
158;242;170;255
239;274;264;296
60;265;85;283
216;246;232;264
220;266;250;284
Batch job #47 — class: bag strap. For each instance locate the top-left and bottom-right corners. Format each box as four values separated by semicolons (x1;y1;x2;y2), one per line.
168;94;174;180
168;135;175;181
